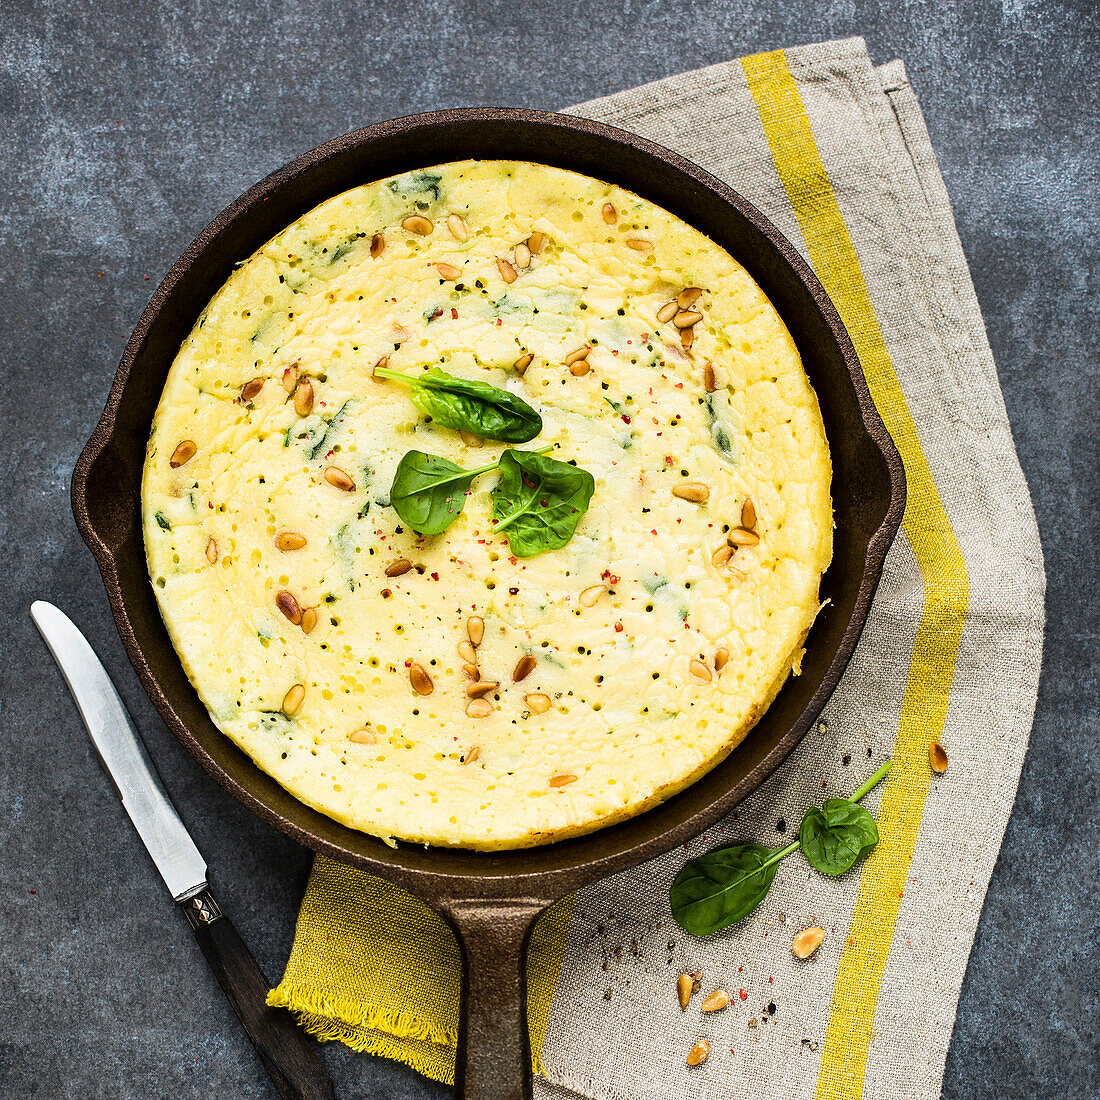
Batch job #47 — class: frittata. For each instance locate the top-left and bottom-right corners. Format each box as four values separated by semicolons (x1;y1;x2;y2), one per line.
142;160;832;849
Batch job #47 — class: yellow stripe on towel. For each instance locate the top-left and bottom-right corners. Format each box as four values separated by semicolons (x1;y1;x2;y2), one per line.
742;49;970;1100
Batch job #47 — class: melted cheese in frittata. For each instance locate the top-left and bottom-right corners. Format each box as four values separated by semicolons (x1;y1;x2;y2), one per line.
142;160;832;849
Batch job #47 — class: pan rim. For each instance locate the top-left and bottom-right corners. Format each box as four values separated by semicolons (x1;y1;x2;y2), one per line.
72;107;905;904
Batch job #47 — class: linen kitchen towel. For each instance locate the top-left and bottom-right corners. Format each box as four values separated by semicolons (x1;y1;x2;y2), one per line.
269;36;1045;1100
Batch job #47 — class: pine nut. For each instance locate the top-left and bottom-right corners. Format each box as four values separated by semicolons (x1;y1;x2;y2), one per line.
462;745;480;764
549;773;577;787
681;325;695;351
385;558;412;577
677;973;693;1010
513;353;533;375
728;527;759;547
408;662;434;696
169;440;196;468
300;607;318;635
467;615;484;646
673;482;710;503
565;346;591;366
579;584;606;608
686;1040;710;1067
929;742;949;773
281;684;304;716
401;215;433;236
711;544;734;567
459;430;483;448
323;466;355;491
513;654;536;682
275;530;307;551
370;233;384;258
466;698;493;718
458;640;477;664
714;647;729;672
205;537;218;564
436;262;461;280
656;301;678;324
514;243;531;270
792;926;825;958
525;692;551;714
371;355;388;382
463;663;480;680
239;377;264;403
293;378;314;417
497;257;517;283
704;362;717;392
276;590;302;625
689;659;713;683
446;213;469;242
741;497;757;530
527;231;546;255
569;359;592;376
626;238;653;252
465;680;499;698
282;365;298;393
673;310;703;329
701;989;729;1012
347;727;376;744
677;287;703;309
602;202;617;224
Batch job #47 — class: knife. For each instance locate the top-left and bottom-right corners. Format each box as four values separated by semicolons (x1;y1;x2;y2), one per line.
30;600;334;1100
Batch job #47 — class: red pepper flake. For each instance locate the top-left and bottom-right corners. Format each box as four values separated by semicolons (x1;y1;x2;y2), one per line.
495;318;503;326
614;622;623;632
451;307;458;319
431;572;439;580
621;415;631;424
739;989;747;1000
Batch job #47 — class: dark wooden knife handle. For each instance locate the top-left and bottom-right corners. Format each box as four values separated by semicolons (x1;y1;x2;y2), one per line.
182;888;334;1100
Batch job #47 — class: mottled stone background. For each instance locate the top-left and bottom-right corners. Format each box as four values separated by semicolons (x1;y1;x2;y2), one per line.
1;1;1096;1097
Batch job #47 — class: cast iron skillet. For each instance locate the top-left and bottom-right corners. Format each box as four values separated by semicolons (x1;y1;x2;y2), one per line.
72;109;905;1099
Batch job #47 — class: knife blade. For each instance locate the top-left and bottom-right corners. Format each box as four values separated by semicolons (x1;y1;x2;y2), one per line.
31;600;334;1100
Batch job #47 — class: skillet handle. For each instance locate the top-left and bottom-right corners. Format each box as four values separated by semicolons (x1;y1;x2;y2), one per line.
439;898;549;1100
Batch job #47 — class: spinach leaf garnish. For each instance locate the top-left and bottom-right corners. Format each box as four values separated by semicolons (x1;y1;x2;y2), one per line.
154;511;171;531
669;842;782;935
489;450;595;558
389;450;490;536
800;799;880;876
669;761;891;936
374;366;542;443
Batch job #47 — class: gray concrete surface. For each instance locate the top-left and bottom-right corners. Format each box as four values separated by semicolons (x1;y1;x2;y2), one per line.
2;1;1097;1096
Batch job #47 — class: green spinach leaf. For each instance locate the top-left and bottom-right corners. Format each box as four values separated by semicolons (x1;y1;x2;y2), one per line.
388;446;556;537
669;760;892;936
670;842;792;936
799;798;880;876
307;399;353;461
389;450;488;536
489;450;595;557
375;366;542;443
